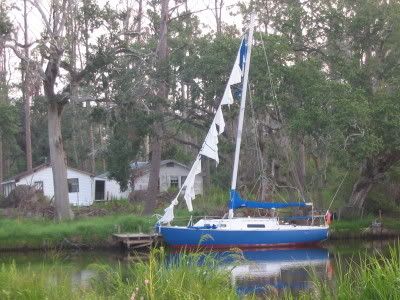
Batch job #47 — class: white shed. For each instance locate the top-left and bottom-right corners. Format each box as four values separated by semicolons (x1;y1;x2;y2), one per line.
94;173;129;201
131;159;203;195
1;164;127;206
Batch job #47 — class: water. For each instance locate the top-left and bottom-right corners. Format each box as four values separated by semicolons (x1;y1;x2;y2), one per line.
0;239;396;297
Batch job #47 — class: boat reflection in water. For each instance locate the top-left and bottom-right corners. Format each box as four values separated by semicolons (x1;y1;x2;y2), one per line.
227;248;332;296
169;247;333;297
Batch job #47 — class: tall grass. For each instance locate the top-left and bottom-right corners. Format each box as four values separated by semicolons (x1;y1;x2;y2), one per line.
289;244;400;300
0;262;94;300
91;248;243;300
0;214;155;249
0;248;244;300
2;245;400;299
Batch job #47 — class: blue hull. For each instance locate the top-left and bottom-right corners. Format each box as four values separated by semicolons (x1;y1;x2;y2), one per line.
159;226;329;249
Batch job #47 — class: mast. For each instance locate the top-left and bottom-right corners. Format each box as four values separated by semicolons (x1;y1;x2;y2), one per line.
229;13;255;218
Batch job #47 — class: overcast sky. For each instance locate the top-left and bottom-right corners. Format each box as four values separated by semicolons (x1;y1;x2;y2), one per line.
5;0;248;95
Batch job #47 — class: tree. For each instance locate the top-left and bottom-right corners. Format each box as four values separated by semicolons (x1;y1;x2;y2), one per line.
22;0;32;171
144;0;169;215
0;0;12;194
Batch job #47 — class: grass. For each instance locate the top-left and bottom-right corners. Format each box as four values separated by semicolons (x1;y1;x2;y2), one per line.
1;243;400;300
289;244;400;300
91;248;244;300
2;188;400;250
0;248;245;300
0;214;156;250
330;216;400;238
0;262;87;300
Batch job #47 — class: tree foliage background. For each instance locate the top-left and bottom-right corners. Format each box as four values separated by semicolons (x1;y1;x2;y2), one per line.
1;0;400;216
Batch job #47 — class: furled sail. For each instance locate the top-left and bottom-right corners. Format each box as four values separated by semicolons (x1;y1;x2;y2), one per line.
220;40;245;106
183;157;202;211
199;120;219;164
158;37;247;224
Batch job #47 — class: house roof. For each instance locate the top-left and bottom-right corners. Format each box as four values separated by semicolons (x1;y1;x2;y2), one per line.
1;163;95;184
130;159;190;172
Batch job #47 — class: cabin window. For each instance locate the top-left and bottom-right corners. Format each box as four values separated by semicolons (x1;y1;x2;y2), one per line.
247;224;265;228
68;178;79;193
170;176;179;188
166;162;174;167
34;181;43;192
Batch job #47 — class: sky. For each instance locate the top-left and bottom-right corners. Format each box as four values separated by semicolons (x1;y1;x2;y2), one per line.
4;0;248;96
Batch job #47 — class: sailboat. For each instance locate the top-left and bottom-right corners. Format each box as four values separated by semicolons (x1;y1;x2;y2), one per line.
156;15;329;249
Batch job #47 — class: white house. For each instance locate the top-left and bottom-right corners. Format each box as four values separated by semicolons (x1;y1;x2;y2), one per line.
131;159;203;195
1;164;128;206
94;172;129;201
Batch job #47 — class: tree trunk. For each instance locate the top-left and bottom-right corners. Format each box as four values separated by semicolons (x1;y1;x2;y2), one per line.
348;177;373;209
144;0;169;215
347;151;400;214
48;101;73;220
295;138;306;197
89;122;95;173
0;134;3;195
214;0;223;35
0;34;4;194
144;126;162;214
23;0;32;171
137;0;143;43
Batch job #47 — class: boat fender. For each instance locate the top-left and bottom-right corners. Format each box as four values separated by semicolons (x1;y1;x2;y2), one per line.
325;210;333;226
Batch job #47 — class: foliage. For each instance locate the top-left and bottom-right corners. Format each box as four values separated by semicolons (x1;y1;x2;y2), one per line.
2;0;400;214
0;102;19;140
0;0;12;36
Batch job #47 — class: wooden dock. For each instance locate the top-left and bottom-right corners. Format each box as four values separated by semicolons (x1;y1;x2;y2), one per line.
113;233;162;250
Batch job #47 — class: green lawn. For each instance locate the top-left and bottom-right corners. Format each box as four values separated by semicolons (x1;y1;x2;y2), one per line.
0;214;156;250
329;216;400;239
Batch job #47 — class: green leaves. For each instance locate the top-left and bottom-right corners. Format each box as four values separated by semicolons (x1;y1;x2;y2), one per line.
0;102;19;141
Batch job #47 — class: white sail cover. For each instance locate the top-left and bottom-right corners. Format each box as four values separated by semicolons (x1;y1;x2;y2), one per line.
215;105;225;134
158;37;246;224
221;45;243;106
158;197;178;224
183;157;202;211
199;121;219;164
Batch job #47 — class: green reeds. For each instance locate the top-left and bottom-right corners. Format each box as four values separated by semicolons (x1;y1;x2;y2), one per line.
91;247;243;300
291;244;400;300
0;248;244;299
0;262;93;300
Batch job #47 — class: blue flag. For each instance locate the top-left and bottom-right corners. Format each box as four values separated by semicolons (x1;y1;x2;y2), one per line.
239;36;248;72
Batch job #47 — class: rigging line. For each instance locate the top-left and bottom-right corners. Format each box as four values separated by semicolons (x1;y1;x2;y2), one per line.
258;31;281;118
258;31;307;203
328;171;349;211
248;83;268;198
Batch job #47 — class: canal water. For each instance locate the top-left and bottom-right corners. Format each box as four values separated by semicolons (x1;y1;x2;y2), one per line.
0;239;396;297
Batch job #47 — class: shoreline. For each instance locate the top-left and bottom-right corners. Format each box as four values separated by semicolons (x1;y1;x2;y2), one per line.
1;228;399;252
0;214;399;252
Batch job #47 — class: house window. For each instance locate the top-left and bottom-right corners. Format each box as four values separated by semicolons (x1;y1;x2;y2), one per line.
170;176;179;188
34;181;43;192
166;162;174;167
68;178;79;193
